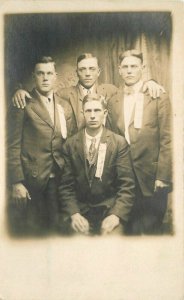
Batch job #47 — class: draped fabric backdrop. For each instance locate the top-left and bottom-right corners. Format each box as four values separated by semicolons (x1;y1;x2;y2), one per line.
5;12;172;101
5;12;173;232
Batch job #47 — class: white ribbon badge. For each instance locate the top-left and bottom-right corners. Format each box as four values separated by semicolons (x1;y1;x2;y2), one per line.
56;104;67;139
95;143;107;180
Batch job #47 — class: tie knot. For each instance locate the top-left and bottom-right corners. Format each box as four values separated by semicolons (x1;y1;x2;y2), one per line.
124;85;135;95
91;137;96;145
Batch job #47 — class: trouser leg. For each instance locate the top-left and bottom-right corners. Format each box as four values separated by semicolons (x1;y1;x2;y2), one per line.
141;190;168;234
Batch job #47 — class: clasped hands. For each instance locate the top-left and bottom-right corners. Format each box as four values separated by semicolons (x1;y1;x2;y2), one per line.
71;213;120;235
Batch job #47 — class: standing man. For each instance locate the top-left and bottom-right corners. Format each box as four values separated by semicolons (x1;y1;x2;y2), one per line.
58;93;135;236
7;56;75;235
107;49;172;234
12;53;165;132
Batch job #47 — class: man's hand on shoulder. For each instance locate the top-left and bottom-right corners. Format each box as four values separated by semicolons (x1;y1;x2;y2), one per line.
101;214;120;235
143;80;166;99
71;213;90;235
12;183;31;206
12;89;32;109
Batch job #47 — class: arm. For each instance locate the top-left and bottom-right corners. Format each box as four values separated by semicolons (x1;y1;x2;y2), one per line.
108;138;135;222
58;142;81;217
58;142;89;233
7;106;31;204
155;93;172;190
7;106;25;183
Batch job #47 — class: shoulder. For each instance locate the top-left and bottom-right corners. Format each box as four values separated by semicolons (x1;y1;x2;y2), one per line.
65;130;81;144
108;87;122;101
98;83;118;95
56;86;77;99
106;128;128;147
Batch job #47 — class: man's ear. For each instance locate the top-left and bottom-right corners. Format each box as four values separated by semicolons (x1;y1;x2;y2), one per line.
32;72;35;80
104;109;108;117
97;67;101;77
118;65;122;75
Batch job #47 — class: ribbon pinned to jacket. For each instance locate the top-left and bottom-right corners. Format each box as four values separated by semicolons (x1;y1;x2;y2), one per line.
56;104;67;139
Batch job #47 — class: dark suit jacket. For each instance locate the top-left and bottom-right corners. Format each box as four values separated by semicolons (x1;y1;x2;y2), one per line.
106;88;172;197
56;83;117;131
7;89;75;192
58;127;135;222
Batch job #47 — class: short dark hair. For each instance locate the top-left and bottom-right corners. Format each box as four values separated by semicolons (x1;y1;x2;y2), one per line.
119;49;143;64
82;93;107;110
77;53;99;66
33;56;56;71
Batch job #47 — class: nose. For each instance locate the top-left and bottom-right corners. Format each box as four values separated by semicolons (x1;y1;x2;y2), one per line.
43;73;49;81
127;66;132;74
90;111;95;119
85;69;90;76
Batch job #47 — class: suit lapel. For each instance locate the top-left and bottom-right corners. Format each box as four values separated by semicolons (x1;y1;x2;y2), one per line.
30;89;54;129
114;89;125;135
75;130;86;163
70;85;81;121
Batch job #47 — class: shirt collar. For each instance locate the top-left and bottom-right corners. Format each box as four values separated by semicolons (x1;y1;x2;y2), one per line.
79;84;95;96
124;80;143;94
85;127;103;141
35;89;54;102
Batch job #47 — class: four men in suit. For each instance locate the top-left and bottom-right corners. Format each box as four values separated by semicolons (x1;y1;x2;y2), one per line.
107;49;172;234
58;93;135;235
7;56;75;234
7;51;172;236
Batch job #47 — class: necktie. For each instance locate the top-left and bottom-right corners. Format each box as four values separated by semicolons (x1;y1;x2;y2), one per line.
88;138;96;165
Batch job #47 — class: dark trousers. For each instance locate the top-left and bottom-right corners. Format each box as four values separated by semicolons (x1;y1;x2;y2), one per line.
126;182;168;235
7;177;59;236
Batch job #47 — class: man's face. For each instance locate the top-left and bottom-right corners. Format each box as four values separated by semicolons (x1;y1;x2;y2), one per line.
83;100;107;131
77;57;100;88
119;56;144;86
33;62;57;95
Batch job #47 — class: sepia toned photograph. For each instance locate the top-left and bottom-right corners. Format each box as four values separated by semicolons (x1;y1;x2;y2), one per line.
0;1;183;300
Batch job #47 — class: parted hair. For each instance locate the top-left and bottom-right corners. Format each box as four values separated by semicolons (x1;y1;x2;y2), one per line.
82;93;107;110
119;49;143;64
77;53;99;66
33;56;56;70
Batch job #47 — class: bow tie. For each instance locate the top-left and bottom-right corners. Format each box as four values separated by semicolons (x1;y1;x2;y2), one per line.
124;86;135;95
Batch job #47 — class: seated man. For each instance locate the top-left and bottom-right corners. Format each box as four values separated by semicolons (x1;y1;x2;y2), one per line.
58;93;135;235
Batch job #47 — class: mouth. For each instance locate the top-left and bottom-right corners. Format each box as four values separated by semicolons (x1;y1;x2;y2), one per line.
89;121;97;125
84;79;92;82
